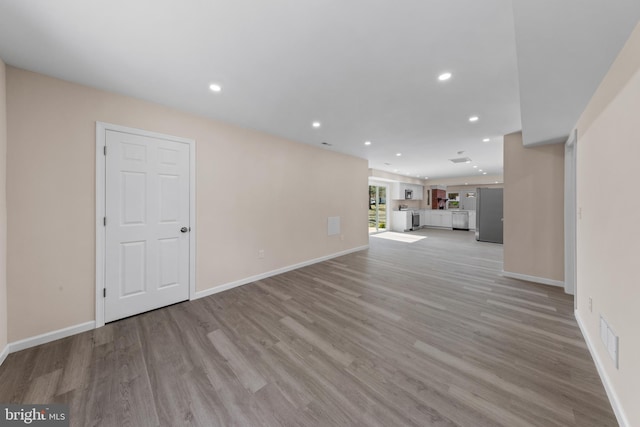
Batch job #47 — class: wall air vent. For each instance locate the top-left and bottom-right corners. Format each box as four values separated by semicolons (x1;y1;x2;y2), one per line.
449;157;472;164
321;142;333;146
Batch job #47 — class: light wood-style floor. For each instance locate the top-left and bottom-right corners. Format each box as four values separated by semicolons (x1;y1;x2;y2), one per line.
0;229;617;426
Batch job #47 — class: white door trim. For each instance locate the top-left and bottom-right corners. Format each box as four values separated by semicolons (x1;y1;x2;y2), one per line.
564;129;577;298
95;122;196;328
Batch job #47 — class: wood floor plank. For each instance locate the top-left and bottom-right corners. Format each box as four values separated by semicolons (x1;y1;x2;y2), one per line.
313;277;363;297
448;385;538;427
22;369;62;404
57;332;93;395
280;316;355;367
0;228;617;426
208;329;267;393
413;339;576;424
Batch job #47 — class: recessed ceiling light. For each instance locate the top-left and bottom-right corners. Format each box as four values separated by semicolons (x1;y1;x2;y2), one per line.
473;165;478;169
424;177;429;179
364;141;371;146
394;169;398;172
396;153;402;157
209;83;222;92
495;181;499;184
465;160;471;164
479;169;483;172
483;172;487;175
469;116;479;122
465;182;468;185
438;72;452;81
312;121;321;128
483;138;490;142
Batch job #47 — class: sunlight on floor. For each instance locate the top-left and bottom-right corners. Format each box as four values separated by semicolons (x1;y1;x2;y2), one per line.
370;232;427;243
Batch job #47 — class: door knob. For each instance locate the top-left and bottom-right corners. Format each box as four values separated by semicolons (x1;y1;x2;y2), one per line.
180;227;189;233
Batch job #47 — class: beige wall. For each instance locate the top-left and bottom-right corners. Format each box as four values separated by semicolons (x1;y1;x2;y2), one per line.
574;22;640;427
6;67;368;342
0;58;7;353
503;132;564;282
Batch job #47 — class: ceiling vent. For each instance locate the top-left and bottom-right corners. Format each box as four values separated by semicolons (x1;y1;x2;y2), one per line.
449;157;472;164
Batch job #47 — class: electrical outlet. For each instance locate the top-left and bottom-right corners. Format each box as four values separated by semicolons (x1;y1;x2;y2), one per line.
588;297;593;312
258;249;265;259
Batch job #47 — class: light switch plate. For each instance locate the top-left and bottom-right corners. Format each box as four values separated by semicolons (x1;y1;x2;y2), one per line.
607;327;619;369
600;315;619;369
600;316;608;345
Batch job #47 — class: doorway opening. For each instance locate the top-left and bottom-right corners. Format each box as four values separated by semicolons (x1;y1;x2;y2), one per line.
369;185;387;234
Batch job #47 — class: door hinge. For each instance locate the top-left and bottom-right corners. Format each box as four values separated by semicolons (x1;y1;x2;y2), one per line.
103;217;107;226
103;146;107;155
103;288;106;298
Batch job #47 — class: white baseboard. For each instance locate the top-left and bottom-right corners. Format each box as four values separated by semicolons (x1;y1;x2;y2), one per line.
0;343;8;366
501;270;564;288
6;321;96;355
575;311;628;427
193;245;369;300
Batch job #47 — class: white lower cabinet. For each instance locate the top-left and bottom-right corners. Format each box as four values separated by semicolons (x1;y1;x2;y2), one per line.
424;210;452;229
421;210;476;230
419;210;428;228
391;211;412;232
442;212;453;228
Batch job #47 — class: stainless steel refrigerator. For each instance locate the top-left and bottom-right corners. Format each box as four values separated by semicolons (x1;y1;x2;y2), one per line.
476;188;503;243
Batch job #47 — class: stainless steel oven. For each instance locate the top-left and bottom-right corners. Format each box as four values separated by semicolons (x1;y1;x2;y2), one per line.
411;211;420;230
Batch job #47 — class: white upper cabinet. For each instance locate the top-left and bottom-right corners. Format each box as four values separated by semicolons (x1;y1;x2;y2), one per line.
391;182;424;200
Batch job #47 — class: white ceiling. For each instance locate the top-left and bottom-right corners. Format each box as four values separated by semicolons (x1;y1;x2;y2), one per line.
512;0;640;146
0;1;637;179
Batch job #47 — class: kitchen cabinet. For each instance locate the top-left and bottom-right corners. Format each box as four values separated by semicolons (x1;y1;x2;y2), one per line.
422;209;475;230
468;211;476;231
424;210;437;227
425;210;452;228
391;211;413;232
419;210;428;228
410;184;423;200
391;183;424;200
390;183;402;200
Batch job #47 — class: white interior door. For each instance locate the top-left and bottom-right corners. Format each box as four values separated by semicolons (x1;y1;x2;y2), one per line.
105;130;191;322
